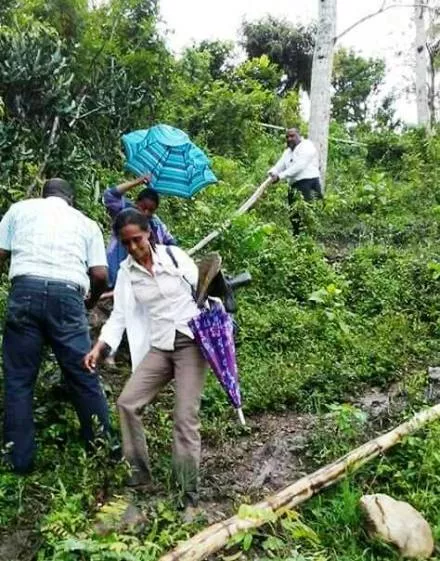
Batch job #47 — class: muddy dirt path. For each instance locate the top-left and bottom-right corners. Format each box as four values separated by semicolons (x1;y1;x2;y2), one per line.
0;377;417;559
199;412;314;522
196;379;414;524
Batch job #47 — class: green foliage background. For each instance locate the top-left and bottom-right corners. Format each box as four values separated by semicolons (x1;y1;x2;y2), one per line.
1;1;440;560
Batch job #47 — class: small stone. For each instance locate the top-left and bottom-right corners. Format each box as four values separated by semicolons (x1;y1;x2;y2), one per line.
356;390;389;417
428;367;440;382
360;494;434;559
286;435;308;451
93;499;147;535
182;505;204;524
120;504;147;531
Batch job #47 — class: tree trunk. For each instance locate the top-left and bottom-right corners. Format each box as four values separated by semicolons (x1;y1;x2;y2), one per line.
308;0;337;192
429;56;436;127
159;403;440;561
427;39;438;128
414;0;430;127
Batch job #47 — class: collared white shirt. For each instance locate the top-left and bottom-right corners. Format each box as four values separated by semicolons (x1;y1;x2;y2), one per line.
0;197;107;292
128;248;200;351
99;245;200;369
269;139;320;184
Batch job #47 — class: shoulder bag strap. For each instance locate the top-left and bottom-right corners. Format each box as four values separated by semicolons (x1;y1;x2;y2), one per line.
165;246;199;305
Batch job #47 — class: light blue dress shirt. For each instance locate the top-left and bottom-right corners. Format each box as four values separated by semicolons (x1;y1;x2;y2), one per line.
0;197;107;292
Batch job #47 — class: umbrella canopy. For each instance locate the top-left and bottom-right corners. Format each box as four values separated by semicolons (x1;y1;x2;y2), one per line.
188;300;245;425
122;124;217;198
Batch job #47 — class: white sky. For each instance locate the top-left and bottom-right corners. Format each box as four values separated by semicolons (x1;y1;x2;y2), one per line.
159;0;417;123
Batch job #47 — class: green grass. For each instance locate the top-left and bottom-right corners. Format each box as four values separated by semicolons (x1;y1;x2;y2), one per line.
2;132;440;559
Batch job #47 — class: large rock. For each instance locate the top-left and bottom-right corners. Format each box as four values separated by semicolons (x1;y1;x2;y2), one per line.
360;494;434;558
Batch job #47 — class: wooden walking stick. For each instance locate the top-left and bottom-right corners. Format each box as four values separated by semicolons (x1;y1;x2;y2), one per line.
187;177;272;256
160;403;440;561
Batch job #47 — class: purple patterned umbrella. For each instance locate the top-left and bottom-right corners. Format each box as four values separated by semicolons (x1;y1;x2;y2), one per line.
188;300;245;425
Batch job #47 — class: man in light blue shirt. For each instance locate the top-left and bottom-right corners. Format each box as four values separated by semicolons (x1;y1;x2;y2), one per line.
0;178;110;473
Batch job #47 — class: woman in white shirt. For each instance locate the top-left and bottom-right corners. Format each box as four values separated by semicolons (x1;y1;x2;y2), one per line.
84;209;206;509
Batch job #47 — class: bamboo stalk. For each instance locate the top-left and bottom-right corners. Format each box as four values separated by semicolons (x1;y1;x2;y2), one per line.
160;403;440;561
187;178;272;256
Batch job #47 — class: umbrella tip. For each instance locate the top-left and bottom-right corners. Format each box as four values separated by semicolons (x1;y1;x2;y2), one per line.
237;408;246;426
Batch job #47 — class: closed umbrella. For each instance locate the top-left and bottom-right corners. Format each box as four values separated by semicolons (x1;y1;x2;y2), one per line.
122;124;217;198
188;300;245;425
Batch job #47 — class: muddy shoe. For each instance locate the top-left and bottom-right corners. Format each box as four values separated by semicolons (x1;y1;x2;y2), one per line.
196;252;222;307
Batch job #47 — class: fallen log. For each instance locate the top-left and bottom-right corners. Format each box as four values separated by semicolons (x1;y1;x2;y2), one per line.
160;403;440;561
187;177;272;256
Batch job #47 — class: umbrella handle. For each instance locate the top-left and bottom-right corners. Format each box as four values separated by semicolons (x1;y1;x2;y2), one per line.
237;408;246;426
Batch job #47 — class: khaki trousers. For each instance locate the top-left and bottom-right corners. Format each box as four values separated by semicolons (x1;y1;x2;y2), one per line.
117;332;206;502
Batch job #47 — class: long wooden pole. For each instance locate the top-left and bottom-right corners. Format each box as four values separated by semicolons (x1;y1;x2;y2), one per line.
160;403;440;561
187;177;272;256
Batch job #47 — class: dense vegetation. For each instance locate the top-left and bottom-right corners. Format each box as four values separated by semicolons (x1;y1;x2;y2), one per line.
1;1;440;560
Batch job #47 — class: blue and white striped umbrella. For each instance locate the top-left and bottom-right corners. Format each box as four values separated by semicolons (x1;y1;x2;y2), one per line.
122;124;218;198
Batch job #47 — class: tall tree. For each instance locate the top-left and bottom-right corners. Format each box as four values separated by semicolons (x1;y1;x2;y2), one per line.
241;16;315;93
414;0;430;127
331;49;385;125
0;0;171;194
425;1;440;127
195;40;234;80
308;0;337;190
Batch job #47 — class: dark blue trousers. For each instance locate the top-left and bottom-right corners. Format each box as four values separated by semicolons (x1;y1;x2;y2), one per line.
288;177;322;234
2;276;110;473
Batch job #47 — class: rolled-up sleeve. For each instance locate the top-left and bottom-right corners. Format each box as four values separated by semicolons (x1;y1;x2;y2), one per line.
103;186;133;219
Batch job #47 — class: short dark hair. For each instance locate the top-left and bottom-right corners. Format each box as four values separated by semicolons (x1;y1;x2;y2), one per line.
42;178;75;204
114;208;151;237
136;187;160;207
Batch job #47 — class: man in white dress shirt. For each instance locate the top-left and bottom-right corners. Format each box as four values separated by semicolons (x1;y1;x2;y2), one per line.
0;178;110;473
268;128;322;233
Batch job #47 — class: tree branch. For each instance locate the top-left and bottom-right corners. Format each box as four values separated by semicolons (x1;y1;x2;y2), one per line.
26;115;60;197
68;91;88;128
69;8;122;130
69;104;107;125
336;2;437;42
